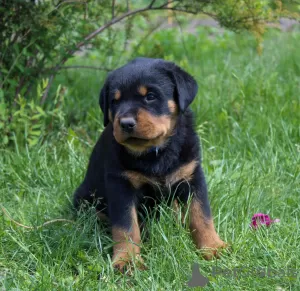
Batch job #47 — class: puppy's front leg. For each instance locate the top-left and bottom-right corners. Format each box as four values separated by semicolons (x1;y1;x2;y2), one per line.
179;165;227;259
106;174;145;272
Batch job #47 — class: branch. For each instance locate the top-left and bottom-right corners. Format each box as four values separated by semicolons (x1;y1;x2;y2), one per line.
41;0;212;103
75;4;170;51
54;0;87;10
148;0;156;8
156;7;199;15
58;65;112;72
58;0;205;67
47;2;170;76
0;204;75;230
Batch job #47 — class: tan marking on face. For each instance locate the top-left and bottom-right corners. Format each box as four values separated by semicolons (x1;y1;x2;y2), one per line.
166;160;198;186
188;198;227;260
168;100;178;114
112;205;145;271
138;86;147;96
113;108;177;154
134;109;172;139
114;90;121;100
108;109;113;122
123;109;176;153
123;171;158;189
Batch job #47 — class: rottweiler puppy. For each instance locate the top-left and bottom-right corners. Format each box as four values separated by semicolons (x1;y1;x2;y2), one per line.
73;57;226;271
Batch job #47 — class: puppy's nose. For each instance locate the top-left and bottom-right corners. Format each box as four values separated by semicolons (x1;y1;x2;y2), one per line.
119;117;136;133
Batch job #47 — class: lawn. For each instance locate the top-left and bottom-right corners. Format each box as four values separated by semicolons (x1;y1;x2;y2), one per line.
1;26;299;290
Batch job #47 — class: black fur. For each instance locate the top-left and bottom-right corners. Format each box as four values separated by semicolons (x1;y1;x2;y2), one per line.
73;57;212;234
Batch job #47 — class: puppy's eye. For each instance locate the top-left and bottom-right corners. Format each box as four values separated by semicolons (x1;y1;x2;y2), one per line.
145;93;156;103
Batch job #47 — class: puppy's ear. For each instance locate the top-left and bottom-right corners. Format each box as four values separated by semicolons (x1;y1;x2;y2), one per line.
99;78;110;127
162;61;198;112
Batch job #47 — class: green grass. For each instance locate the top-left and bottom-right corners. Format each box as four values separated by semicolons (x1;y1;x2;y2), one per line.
1;26;300;290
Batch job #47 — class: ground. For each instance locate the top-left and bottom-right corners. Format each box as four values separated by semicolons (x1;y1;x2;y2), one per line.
0;23;299;290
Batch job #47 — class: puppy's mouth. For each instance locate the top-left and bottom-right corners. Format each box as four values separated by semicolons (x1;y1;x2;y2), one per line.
121;134;163;145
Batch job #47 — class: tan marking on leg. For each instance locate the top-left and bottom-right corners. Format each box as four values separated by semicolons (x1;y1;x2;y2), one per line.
123;171;158;189
166;160;198;186
138;86;147;96
112;206;146;271
173;199;180;213
168;100;178;114
97;212;108;222
114;89;121;100
172;199;183;223
108;110;113;122
189;198;227;260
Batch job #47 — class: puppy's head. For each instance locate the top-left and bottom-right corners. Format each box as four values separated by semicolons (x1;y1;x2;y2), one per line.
99;58;198;154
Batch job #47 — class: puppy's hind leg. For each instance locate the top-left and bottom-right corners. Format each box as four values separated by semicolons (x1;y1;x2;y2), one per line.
73;183;95;211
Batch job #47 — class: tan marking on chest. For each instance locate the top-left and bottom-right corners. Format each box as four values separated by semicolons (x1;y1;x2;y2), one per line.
166;160;198;185
123;160;197;189
123;171;158;189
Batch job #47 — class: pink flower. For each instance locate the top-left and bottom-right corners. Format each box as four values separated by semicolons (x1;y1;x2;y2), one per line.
250;213;280;229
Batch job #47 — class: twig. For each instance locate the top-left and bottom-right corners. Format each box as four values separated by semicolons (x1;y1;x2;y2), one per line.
112;0;115;19
148;0;156;8
167;0;173;25
54;0;87;10
132;21;164;55
41;74;54;104
173;10;188;56
1;204;75;230
57;65;112;72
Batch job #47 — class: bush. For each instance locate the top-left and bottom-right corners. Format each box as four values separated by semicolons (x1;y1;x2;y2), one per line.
0;0;126;104
0;80;66;147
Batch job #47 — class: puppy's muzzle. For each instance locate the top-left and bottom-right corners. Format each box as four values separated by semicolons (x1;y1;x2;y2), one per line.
119;117;136;133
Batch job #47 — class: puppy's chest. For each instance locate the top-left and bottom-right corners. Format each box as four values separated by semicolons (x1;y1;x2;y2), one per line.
123;160;197;190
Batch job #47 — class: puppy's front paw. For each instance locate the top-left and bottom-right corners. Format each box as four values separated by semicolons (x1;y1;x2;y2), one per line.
199;238;228;260
112;253;146;273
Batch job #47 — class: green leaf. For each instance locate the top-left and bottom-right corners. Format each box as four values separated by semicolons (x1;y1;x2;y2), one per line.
36;106;46;115
3;135;9;145
28;138;38;147
30;130;42;136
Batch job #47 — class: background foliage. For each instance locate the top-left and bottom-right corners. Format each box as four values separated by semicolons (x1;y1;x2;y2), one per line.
0;1;300;290
1;0;298;147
